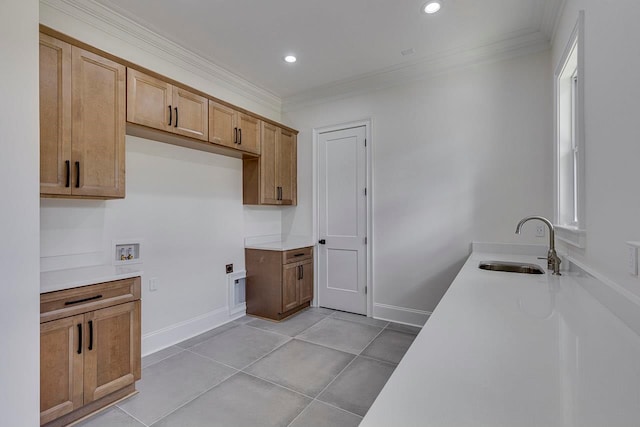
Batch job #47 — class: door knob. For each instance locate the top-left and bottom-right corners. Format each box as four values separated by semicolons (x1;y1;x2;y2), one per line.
318;239;326;245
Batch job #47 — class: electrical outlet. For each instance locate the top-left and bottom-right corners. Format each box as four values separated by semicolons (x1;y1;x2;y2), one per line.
628;246;638;276
226;264;234;274
149;277;159;291
535;225;546;238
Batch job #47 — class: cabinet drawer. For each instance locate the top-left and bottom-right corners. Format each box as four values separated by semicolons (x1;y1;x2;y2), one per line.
282;247;313;264
41;277;141;323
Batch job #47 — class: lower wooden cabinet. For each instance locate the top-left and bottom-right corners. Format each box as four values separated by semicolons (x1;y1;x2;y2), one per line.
246;247;313;321
40;277;141;426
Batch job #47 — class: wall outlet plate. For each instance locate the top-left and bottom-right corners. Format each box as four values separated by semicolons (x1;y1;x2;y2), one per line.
112;239;143;266
226;264;234;274
627;242;639;276
535;225;546;237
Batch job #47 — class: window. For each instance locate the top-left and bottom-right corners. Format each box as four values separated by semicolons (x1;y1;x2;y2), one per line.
554;11;585;247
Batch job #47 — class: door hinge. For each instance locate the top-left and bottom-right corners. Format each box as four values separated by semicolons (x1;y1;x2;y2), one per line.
364;237;368;244
365;286;367;295
364;138;367;147
364;187;367;196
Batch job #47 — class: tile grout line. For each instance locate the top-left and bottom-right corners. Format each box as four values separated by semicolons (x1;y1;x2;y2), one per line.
242;313;333;340
183;347;244;372
141;368;241;426
112;406;150;427
123;310;399;427
296;321;390;421
140;348;186;370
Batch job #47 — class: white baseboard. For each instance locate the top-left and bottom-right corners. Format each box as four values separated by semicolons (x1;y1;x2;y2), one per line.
142;306;245;356
373;303;431;327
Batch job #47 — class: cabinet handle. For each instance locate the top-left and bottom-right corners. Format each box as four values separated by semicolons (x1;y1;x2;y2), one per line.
65;160;70;188
238;128;242;145
300;265;304;280
168;105;172;126
293;253;305;257
297;265;301;280
88;320;93;351
77;324;82;354
234;127;238;144
75;161;80;188
64;294;103;306
174;107;178;128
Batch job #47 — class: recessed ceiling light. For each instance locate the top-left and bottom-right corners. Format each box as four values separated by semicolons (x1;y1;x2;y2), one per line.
422;0;442;14
284;55;297;63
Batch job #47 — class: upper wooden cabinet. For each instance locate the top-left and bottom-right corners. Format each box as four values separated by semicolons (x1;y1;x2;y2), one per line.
127;69;208;141
40;34;126;199
243;122;297;205
209;100;261;155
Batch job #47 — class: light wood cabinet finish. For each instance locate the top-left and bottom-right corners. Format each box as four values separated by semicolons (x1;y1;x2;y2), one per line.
71;47;126;198
172;86;208;140
236;112;261;155
39;34;71;196
278;128;297;205
84;301;141;403
243;122;297;205
126;69;208;142
127;69;173;132
299;261;314;304
208;100;261;155
245;247;313;320
40;315;84;425
40;278;141;426
40;34;126;199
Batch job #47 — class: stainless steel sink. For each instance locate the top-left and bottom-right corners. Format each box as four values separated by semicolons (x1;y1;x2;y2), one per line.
478;261;545;274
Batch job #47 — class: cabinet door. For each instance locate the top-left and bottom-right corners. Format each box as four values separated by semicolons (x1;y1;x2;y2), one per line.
299;261;314;304
172;86;208;141
260;122;279;204
71;47;126;198
208;100;237;148
278;128;297;205
237;113;261;155
127;69;173;133
40;315;84;425
83;301;141;404
282;263;300;312
39;33;72;196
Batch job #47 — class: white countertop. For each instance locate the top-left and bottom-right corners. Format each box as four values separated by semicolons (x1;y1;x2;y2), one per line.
361;250;640;427
41;264;144;294
244;235;315;251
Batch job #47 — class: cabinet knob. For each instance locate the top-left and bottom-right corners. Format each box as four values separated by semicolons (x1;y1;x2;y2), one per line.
318;239;326;245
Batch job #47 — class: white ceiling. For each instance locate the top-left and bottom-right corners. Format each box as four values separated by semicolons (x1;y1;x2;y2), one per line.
93;0;561;99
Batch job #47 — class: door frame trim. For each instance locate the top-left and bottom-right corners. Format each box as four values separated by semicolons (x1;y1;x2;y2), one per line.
312;119;373;317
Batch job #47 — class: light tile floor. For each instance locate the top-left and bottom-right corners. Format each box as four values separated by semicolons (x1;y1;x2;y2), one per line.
77;308;422;427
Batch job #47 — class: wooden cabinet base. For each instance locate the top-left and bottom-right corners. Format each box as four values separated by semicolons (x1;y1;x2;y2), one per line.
245;248;314;321
248;302;311;322
43;384;136;427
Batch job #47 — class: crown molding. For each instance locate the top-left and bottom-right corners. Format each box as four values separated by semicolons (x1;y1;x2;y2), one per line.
282;30;550;113
39;0;281;117
540;0;567;43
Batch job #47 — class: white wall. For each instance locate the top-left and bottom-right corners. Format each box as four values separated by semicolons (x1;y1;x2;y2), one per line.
0;0;40;424
41;137;282;342
552;2;640;297
39;5;282;351
284;50;553;321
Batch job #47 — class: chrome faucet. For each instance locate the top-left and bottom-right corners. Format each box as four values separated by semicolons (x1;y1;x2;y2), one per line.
515;216;561;275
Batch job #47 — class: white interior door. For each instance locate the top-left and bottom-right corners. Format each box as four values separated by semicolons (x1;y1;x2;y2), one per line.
318;126;367;314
